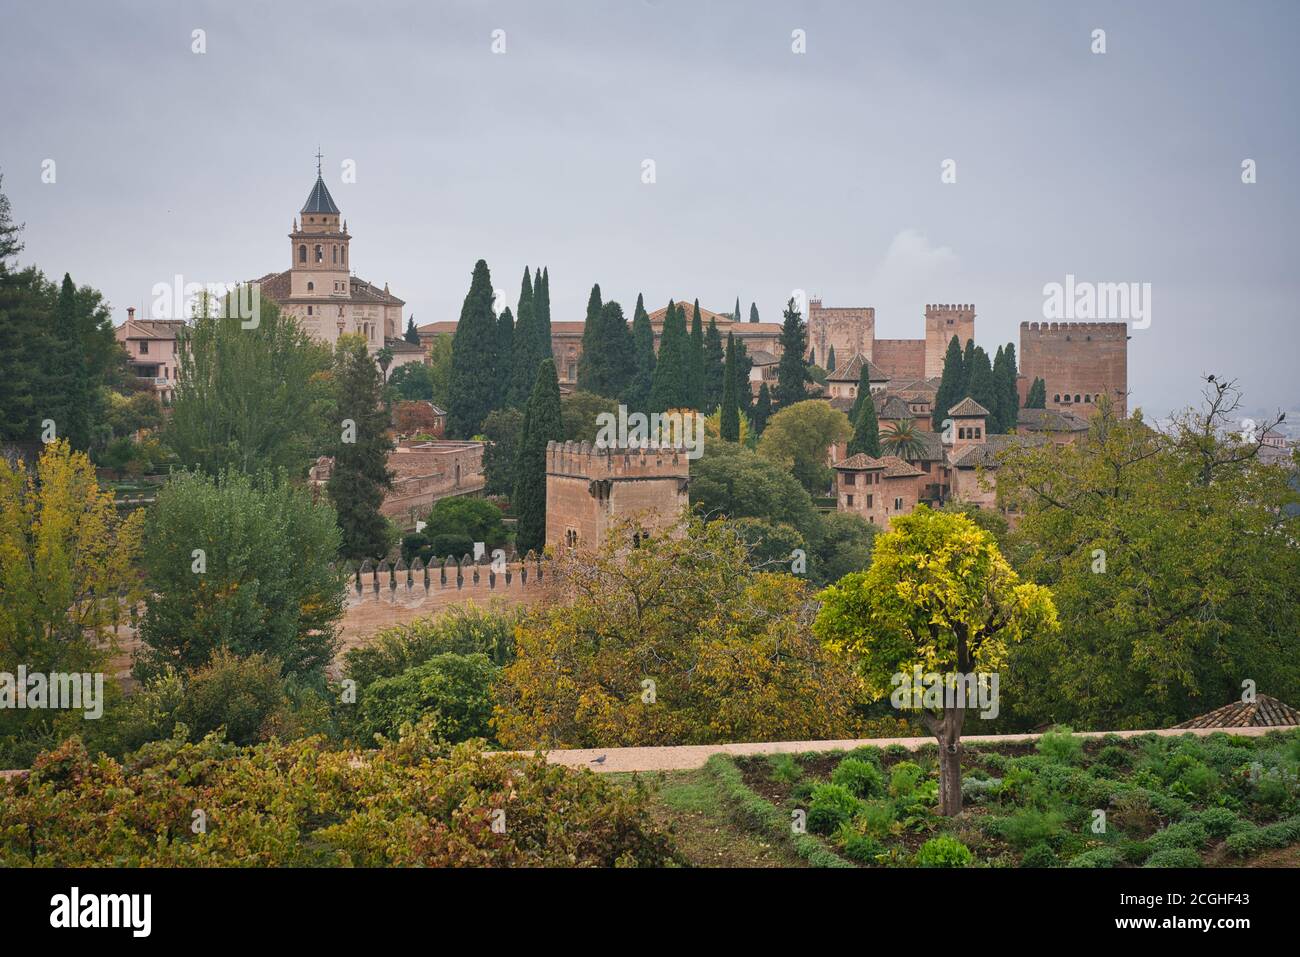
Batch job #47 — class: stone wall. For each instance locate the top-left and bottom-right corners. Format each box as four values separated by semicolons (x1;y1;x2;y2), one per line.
1019;321;1128;418
925;303;976;380
808;299;875;366
872;338;927;382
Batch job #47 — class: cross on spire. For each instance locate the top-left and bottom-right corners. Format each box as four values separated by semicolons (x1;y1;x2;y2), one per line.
315;147;323;176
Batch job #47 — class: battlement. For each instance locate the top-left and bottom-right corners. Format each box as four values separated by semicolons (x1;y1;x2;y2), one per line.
1020;321;1128;340
925;303;976;316
545;440;691;480
345;553;550;609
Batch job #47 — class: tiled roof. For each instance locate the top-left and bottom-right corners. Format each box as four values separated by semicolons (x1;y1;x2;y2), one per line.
252;270;292;302
1171;695;1300;729
646;301;735;326
950;433;1047;468
890;378;938;398
834;452;886;471
1016;407;1089;432
748;349;779;365
120;319;185;339
948;396;991;418
302;174;340;214
879;455;923;478
877;395;914;420
385;337;425;354
828;353;890;384
349;277;404;305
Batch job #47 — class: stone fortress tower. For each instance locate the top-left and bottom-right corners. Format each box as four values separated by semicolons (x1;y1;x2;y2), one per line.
545;441;690;551
1018;321;1129;418
924;303;976;380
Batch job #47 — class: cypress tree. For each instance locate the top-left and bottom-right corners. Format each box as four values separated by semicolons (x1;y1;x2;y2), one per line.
827;345;836;372
749;302;759;323
536;267;552;359
733;338;754;413
507;267;537;408
703;319;725;413
48;273;93;450
513;357;563;555
448;259;500;437
328;335;394;561
720;332;740;441
961;339;976;395
1026;377;1047;409
495;306;514;410
849;362;874;426
753;382;772;434
688;299;705;409
649;301;689;412
1002;342;1021;428
576;283;605;394
991;345;1008;432
627;293;656;409
734;296;742;322
847;390;881;458
599;299;636;399
404;316;420;345
966;346;998;417
774;297;810;408
933;335;965;425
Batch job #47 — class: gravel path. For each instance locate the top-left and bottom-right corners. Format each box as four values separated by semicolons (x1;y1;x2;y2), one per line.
498;725;1281;774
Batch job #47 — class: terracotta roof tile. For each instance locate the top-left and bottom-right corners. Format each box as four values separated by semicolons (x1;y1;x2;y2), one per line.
1171;694;1300;729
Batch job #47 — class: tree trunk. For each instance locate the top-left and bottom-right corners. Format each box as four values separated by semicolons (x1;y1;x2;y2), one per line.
926;706;967;817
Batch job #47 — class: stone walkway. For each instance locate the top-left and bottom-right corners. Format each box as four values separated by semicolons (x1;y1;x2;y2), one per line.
501;725;1281;774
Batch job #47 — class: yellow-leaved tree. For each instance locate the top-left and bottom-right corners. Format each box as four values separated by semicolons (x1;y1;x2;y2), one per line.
814;506;1057;815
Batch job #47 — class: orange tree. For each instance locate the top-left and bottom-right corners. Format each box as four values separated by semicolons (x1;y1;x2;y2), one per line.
814;506;1057;815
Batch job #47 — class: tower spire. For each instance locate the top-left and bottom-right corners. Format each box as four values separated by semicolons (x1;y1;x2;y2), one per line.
315;147;323;176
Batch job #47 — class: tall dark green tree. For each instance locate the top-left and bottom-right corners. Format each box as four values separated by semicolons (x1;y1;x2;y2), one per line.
827;345;836;373
513;358;563;555
46;274;93;450
649;301;690;412
576;283;605;393
966;345;998;418
749;302;759;323
703;319;725;413
720;332;741;441
403;316;421;345
1025;377;1047;409
1001;341;1021;429
733;296;742;322
752;382;772;434
774;297;810;408
598;299;636;399
0;267;44;442
508;267;538;408
733;338;754;413
991;345;1009;432
847;390;881;457
328;335;394;561
849;363;874;426
932;335;966;426
688;300;705;408
448;260;499;437
627;293;656;409
535;267;553;359
495;306;514;410
961;340;977;393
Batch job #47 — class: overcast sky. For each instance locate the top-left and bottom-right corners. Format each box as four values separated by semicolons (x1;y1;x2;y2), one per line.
2;0;1297;417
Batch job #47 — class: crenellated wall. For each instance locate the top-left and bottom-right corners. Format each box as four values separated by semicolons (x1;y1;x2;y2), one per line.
1019;321;1129;417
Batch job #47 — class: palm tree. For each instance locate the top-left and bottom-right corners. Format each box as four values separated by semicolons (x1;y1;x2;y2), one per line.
881;418;929;461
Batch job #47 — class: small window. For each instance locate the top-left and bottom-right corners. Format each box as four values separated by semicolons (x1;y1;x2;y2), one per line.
307;306;313;316
975;427;982;439
307;281;314;291
846;494;854;507
866;494;873;508
332;245;338;264
315;244;323;262
139;341;149;354
843;473;856;485
1074;394;1081;403
1054;394;1062;403
1084;393;1092;403
894;497;904;511
298;244;307;263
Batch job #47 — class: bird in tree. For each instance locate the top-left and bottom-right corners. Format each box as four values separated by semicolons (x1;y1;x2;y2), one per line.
814;507;1058;816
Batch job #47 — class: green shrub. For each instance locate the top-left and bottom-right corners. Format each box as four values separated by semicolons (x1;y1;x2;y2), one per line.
845;745;884;768
1145;820;1209;853
175;649;290;746
1144;847;1202;868
915;834;972;868
344;604;519;686
859;799;896;836
1188;807;1244;838
1036;726;1083;765
838;829;885;864
1225;815;1300;857
998;809;1067;850
357;653;497;744
961;775;1001;803
1069;847;1123;868
889;761;925;798
808;784;864;835
1096;745;1132;771
768;753;802;784
832;758;886;798
424;496;509;550
1020;842;1057;868
884;744;910;759
428;533;474;559
981;753;1010;774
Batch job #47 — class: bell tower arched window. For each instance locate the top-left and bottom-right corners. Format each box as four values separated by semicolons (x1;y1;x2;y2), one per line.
298;244;307;263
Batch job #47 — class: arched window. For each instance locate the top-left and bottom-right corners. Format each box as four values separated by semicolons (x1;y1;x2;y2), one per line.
1084;393;1092;403
1074;394;1081;403
1054;394;1061;403
332;245;338;264
341;246;346;264
307;281;314;291
314;244;323;262
298;244;307;263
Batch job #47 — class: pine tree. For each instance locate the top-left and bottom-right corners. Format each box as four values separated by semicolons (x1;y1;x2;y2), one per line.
749;302;759;324
599;299;636;399
448;260;500;437
513;357;563;555
827;345;836;372
1026;377;1047;409
753;382;772;434
774;297;810;408
536;267;553;359
703;319;725;413
508;267;537;407
1002;342;1021;428
720;332;740;441
848;390;881;457
328;335;394;561
495;306;514;410
576;283;605;393
933;335;965;426
627;293;656;409
649;301;690;412
48;274;93;450
688;299;705;409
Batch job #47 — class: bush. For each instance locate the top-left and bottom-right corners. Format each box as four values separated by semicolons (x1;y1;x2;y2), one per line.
1096;745;1132;771
1036;726;1083;765
858;800;897;836
1144;847;1202;868
1145;820;1209;854
889;761;926;799
831;758;886;798
357;653;498;744
1188;807;1245;838
1225;815;1300;857
175;650;290;746
1020;842;1057;868
423;497;508;551
961;775;1001;803
998;809;1067;850
915;835;973;868
345;605;519;688
807;784;864;835
429;533;475;560
1069;847;1124;868
838;830;885;864
768;753;802;784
